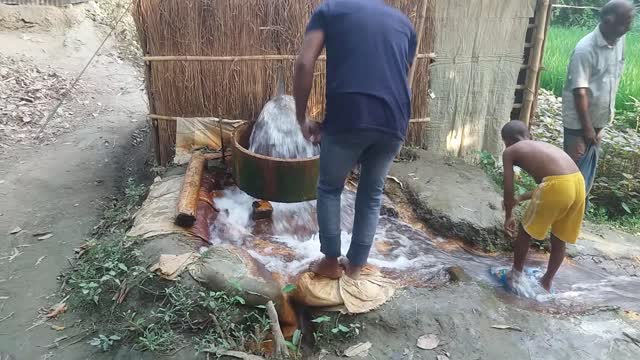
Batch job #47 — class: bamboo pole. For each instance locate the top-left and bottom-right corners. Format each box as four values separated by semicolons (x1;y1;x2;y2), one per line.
142;53;435;62
148;114;246;124
175;153;207;228
408;0;430;90
148;113;430;123
520;0;550;126
529;0;554;127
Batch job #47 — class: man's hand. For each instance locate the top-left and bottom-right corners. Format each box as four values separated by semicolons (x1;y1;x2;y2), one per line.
504;216;517;237
583;125;597;145
301;119;322;144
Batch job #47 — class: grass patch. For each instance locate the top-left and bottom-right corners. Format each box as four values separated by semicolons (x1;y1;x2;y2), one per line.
63;179;274;357
541;26;640;128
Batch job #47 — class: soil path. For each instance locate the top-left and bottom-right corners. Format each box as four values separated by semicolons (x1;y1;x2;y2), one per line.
0;8;147;359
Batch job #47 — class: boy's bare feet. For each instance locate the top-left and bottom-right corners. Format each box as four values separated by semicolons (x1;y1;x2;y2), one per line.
540;276;552;293
311;257;343;279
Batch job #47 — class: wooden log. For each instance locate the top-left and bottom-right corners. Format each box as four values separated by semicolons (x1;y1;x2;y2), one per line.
175;153;207;228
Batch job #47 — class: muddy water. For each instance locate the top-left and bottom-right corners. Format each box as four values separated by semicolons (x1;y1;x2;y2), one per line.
209;188;640;313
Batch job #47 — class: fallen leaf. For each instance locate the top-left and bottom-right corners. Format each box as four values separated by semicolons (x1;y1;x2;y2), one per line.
46;302;68;319
50;324;65;331
38;233;53;241
8;227;22;235
344;342;372;357
417;334;439;350
32;231;51;237
35;256;46;266
491;324;523;332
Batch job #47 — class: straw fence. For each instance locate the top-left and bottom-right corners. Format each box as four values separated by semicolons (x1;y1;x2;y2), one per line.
133;0;435;165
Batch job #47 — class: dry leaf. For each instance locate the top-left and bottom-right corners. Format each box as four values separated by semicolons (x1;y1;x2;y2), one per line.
8;227;22;235
50;324;65;331
344;342;372;357
32;231;51;237
416;334;439;350
35;256;46;266
491;324;523;332
46;302;68;319
37;233;53;241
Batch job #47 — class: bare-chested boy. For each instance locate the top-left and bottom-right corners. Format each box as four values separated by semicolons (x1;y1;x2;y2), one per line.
501;121;586;292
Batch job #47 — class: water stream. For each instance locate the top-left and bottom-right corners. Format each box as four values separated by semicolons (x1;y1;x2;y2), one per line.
222;91;640;314
209;187;640;313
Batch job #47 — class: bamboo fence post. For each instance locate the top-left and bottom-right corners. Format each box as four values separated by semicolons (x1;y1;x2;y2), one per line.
529;0;554;127
520;0;550;126
408;0;429;91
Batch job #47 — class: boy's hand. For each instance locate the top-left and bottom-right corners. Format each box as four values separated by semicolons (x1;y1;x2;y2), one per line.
504;216;517;237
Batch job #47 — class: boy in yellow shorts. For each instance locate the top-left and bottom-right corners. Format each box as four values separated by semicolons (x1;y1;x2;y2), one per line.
501;121;586;292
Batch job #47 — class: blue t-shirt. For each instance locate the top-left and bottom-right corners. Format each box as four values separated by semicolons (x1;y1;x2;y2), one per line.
306;0;417;140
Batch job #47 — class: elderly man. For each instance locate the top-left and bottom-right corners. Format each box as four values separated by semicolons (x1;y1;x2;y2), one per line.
293;0;417;279
562;0;636;193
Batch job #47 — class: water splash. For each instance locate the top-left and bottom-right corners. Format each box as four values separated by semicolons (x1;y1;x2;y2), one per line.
249;95;319;159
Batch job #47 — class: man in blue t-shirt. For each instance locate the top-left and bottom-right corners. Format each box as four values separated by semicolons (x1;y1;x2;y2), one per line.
294;0;417;279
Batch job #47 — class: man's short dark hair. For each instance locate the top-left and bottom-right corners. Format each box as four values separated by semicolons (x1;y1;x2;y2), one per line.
601;0;635;21
501;120;529;142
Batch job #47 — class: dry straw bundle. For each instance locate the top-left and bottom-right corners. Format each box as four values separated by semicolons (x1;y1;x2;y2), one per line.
133;0;434;164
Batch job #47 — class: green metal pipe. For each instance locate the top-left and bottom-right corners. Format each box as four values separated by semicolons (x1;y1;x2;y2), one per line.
232;122;319;203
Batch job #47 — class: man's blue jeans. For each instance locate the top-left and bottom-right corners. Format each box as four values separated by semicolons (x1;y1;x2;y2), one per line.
317;130;403;266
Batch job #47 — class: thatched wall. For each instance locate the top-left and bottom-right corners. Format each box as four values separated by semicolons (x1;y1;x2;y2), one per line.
133;0;435;165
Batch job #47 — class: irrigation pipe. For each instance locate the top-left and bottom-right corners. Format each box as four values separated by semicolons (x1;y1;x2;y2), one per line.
37;0;134;137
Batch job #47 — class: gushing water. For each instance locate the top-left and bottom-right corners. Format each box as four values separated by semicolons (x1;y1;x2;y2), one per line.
249;94;319;159
220;89;640;313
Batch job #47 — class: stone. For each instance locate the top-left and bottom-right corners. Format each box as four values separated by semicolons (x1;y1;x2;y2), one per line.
252;200;273;221
189;245;283;306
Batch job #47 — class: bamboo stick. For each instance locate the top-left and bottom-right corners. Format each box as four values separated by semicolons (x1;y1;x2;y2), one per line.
529;0;554;127
143;53;435;62
519;0;550;126
176;153;207;228
148;114;429;123
266;301;289;359
148;114;246;124
408;0;430;90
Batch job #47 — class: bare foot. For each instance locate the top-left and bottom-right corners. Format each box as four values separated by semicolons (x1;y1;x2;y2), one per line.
540;276;552;293
345;263;364;280
311;257;343;279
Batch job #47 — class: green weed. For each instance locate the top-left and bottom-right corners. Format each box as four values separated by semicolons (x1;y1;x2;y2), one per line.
311;314;362;349
88;334;122;352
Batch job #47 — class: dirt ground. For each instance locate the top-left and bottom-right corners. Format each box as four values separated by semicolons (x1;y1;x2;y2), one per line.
0;4;148;359
1;3;640;360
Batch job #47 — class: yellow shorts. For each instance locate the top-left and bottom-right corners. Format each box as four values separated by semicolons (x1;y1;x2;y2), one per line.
521;172;586;244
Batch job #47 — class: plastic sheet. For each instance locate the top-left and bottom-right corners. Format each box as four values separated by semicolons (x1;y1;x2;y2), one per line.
174;117;244;164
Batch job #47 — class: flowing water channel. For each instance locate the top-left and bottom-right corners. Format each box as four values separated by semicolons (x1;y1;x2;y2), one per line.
209;187;640;314
221;91;640;314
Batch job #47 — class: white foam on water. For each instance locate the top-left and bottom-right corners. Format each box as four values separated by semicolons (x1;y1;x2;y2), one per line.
209;187;437;276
